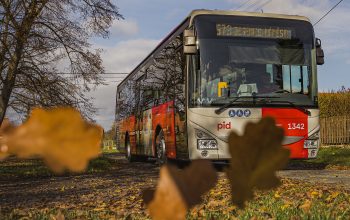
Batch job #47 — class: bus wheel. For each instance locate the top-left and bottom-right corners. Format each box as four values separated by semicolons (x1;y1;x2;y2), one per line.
156;130;167;165
126;136;135;162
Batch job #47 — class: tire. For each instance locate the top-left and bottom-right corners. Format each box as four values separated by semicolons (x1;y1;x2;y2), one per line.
155;130;167;165
126;135;135;162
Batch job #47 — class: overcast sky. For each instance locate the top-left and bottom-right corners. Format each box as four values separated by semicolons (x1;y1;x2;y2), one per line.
88;0;350;130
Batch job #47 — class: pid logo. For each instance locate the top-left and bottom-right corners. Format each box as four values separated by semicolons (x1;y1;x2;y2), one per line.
217;121;231;131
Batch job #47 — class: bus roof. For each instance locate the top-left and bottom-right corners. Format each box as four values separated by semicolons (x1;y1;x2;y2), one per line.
188;9;311;25
117;10;311;90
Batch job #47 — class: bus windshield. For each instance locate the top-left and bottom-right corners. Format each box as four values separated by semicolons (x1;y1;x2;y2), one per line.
190;15;317;107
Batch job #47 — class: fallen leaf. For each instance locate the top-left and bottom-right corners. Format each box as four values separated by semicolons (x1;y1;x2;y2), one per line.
326;191;340;202
50;211;65;220
144;160;218;220
310;190;320;199
299;199;312;212
225;117;290;208
0;107;103;172
274;192;281;199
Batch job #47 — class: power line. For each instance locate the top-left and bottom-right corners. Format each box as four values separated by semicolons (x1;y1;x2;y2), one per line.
313;0;344;26
255;0;274;12
235;0;255;10
245;0;262;11
72;81;122;86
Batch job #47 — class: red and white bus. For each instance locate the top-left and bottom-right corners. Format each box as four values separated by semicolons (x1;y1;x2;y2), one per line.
115;10;324;164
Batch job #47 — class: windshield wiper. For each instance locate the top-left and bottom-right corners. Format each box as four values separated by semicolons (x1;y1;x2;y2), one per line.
214;96;311;116
274;89;291;94
214;94;280;115
214;97;241;115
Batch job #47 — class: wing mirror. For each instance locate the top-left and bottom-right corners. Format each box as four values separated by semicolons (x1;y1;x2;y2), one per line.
183;29;197;54
316;38;325;65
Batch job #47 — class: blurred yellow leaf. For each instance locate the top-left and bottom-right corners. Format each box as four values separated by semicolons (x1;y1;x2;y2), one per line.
0;107;103;173
326;191;340;202
143;160;218;220
331;191;340;199
274;192;281;199
0;118;15;160
310;190;320;199
50;211;65;220
281;203;291;210
299;199;312;212
225;117;290;208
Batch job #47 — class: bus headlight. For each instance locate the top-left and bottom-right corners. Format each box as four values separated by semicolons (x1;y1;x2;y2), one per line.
197;139;218;150
304;131;320;149
195;129;211;139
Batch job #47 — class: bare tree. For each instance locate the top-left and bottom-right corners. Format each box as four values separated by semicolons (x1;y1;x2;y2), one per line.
0;0;122;124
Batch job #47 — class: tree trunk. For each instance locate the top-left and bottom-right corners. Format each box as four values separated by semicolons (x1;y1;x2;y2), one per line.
0;1;48;126
0;51;21;126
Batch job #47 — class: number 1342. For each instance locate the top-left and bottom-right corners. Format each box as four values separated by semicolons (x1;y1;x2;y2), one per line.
287;123;305;130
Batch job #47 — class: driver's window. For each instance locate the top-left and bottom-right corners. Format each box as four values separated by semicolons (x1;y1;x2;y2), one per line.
282;65;308;94
282;65;291;91
291;66;302;93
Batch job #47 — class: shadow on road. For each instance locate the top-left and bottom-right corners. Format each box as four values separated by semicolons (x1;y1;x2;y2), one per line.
285;160;328;170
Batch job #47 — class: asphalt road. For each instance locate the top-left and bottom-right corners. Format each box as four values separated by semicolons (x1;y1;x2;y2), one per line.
278;169;350;189
107;154;350;190
106;155;350;190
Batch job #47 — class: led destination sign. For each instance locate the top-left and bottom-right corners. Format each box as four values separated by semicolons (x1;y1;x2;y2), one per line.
216;24;292;39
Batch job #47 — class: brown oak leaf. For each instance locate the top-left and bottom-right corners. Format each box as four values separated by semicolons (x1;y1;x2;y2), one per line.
144;160;218;220
225;117;290;208
0;107;103;172
0;118;15;160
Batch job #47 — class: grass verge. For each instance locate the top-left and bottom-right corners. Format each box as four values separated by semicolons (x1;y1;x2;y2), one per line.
188;178;350;220
0;156;114;179
1;177;349;220
311;146;350;167
288;146;350;170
